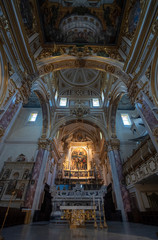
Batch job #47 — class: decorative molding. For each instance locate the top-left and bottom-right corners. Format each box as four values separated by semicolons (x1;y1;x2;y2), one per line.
123;137;156;176
70;101;90;118
125;153;158;187
37;56;129;84
37;46;123;62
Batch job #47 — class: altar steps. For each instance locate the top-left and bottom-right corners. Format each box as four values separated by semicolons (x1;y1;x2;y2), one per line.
50;216;103;226
50;216;69;225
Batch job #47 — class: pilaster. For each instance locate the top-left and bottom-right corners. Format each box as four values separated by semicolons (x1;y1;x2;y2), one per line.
24;138;51;212
107;138;131;221
135;93;158;152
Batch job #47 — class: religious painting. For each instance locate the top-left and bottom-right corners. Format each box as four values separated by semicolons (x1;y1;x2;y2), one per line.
16;183;25;199
22;169;29;180
71;148;87;170
37;0;126;46
0;183;4;195
20;0;33;30
2;169;11;180
5;179;17;195
128;0;141;34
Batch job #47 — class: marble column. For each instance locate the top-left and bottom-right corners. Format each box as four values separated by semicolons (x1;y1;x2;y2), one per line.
24;138;50;216
0;92;22;151
136;94;158;152
108;138;131;221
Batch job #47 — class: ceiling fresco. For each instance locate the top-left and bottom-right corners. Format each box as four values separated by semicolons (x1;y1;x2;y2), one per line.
36;0;126;45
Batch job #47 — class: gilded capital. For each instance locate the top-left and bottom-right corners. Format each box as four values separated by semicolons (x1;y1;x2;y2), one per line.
108;138;120;151
38;138;51;150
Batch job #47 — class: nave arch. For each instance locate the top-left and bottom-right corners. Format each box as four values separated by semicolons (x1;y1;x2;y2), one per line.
34;55;131;139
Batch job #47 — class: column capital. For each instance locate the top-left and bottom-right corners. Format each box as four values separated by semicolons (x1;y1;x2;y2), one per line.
108;138;120;151
38;137;51;150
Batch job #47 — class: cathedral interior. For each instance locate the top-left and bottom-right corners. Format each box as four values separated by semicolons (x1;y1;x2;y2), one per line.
0;0;158;239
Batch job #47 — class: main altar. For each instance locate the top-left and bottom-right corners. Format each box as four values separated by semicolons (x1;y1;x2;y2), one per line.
50;131;108;228
50;184;107;228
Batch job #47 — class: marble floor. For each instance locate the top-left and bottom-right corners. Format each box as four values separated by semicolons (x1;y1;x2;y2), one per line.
1;222;158;240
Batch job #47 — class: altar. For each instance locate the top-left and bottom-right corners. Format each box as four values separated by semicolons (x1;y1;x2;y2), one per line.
60;206;96;228
50;184;107;228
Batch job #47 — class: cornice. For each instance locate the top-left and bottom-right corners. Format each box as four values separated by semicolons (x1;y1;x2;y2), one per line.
124;0;158;73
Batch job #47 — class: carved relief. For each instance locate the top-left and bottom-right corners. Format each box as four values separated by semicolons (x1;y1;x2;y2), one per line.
125;153;158;187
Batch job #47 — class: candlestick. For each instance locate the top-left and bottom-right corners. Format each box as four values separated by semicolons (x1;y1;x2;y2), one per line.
102;203;108;228
0;191;16;240
99;200;103;229
93;195;97;228
98;199;100;211
93;195;95;206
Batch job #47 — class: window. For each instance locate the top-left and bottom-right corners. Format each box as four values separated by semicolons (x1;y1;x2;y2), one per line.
93;98;100;107
59;98;67;106
100;132;102;140
121;114;131;126
28;113;38;122
49;99;52;107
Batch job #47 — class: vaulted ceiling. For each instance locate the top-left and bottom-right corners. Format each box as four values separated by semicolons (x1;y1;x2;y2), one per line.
20;0;140;112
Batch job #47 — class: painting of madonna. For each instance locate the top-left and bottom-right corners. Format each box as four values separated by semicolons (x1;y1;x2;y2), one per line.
71;148;87;170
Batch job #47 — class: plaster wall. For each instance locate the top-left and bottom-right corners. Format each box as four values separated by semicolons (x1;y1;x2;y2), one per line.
116;110;147;162
0;108;42;171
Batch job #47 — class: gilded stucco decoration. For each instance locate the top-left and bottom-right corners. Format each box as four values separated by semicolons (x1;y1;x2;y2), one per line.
38;138;51;150
0;40;8;107
70;105;90;118
37;46;123;62
120;0;141;41
151;47;158;107
37;56;129;84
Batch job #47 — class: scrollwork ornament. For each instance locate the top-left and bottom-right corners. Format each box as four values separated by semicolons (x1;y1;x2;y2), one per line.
106;64;115;74
70;106;90;118
44;64;54;73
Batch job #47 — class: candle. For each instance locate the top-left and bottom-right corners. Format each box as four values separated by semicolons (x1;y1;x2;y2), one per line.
98;199;100;211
